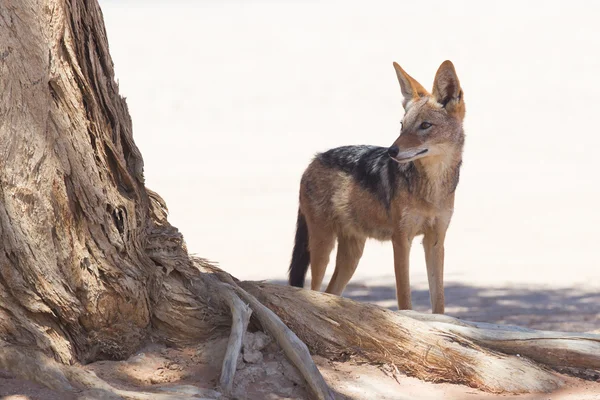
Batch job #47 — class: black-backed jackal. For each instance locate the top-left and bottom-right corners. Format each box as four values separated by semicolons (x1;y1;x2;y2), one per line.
288;61;465;314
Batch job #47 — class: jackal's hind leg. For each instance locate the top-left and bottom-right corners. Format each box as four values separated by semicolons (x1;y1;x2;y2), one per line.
325;235;366;296
307;228;335;291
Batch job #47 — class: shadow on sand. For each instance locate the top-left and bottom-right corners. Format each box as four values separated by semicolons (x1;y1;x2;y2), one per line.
268;279;600;332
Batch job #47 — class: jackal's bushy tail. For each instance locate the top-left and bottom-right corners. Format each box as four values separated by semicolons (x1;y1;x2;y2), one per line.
288;210;310;287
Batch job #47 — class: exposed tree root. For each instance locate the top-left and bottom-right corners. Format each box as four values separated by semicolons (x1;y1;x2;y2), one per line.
232;284;335;400
240;281;565;394
6;260;600;398
0;341;73;392
1;1;597;398
0;340;219;399
215;281;252;394
398;310;600;369
200;268;335;400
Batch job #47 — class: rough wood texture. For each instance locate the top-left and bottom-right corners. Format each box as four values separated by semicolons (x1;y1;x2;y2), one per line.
233;283;335;400
1;0;599;397
241;282;564;393
0;339;218;399
217;282;252;394
0;0;228;366
399;310;600;369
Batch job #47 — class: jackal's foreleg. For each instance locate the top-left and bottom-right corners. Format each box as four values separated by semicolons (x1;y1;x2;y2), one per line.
392;234;412;310
423;229;447;314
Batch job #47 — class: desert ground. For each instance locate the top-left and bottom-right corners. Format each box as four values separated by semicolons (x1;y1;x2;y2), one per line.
97;0;600;331
2;0;600;399
97;0;600;290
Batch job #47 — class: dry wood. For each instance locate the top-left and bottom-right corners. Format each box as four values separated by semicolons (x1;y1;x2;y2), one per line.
0;341;73;392
1;0;598;398
232;283;335;400
399;310;600;369
216;282;252;393
240;281;563;393
0;340;218;399
1;0;161;364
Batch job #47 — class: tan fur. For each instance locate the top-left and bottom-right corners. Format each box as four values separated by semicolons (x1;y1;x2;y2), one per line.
298;61;465;314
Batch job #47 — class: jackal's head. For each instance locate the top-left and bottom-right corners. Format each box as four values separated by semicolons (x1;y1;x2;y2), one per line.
388;61;465;164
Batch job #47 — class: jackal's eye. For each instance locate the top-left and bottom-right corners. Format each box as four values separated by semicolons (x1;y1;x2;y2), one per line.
419;122;432;130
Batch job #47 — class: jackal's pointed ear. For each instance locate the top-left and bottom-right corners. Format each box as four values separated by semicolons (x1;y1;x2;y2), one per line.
432;60;464;117
393;62;429;109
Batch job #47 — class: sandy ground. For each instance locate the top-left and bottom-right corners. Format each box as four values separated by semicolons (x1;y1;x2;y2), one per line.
2;330;600;400
97;0;600;331
4;1;600;399
97;0;600;290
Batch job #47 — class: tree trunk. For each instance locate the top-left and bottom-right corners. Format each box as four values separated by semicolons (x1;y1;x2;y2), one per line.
0;1;598;399
0;0;228;366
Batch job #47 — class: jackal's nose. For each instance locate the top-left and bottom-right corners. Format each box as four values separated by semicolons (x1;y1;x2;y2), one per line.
388;146;399;158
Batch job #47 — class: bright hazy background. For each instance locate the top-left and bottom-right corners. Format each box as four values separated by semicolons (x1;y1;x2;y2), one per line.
100;1;600;289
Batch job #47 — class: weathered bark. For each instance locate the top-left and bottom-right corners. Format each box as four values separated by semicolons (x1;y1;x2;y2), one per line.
232;281;335;400
1;0;599;399
215;280;252;394
399;310;600;370
0;0;227;366
241;282;566;393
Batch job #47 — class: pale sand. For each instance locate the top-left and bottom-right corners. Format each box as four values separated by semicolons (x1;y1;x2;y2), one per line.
100;0;599;319
101;0;600;288
6;1;586;398
4;2;600;400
